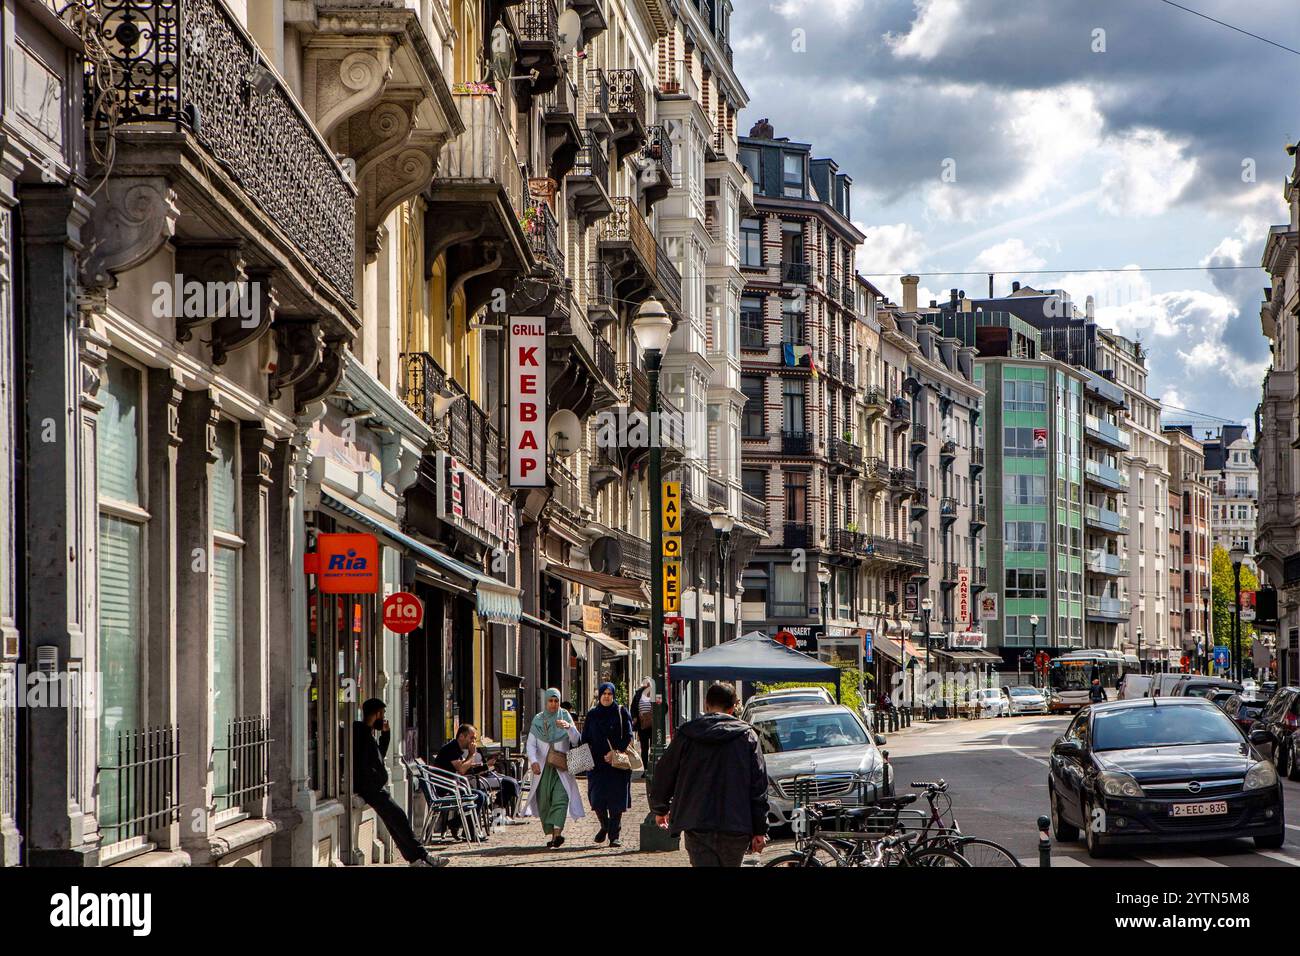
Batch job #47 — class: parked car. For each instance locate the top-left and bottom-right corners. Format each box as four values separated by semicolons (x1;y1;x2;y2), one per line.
740;687;834;723
1047;698;1285;857
1218;694;1270;734
752;703;888;828
1252;686;1300;781
1150;673;1196;697
1003;685;1048;715
971;686;1009;717
1171;677;1243;699
1118;674;1154;700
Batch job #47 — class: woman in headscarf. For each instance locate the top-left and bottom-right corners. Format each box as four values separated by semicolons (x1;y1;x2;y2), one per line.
580;682;634;847
523;688;584;848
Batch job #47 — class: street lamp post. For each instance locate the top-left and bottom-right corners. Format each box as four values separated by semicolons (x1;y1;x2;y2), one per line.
632;299;672;783
1029;614;1039;688
1136;625;1143;674
921;596;933;719
1200;587;1211;674
709;510;734;648
1230;546;1247;682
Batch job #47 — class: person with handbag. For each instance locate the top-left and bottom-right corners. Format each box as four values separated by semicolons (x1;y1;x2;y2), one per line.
580;682;637;847
630;678;654;777
522;688;586;848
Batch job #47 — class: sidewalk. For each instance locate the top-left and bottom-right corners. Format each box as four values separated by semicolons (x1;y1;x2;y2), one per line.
430;776;695;867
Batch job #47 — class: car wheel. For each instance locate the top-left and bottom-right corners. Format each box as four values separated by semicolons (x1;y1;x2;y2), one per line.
1084;797;1107;858
1050;785;1079;842
1255;832;1286;850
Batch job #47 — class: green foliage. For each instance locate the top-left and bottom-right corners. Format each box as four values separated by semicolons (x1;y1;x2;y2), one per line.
756;663;872;715
1211;545;1258;652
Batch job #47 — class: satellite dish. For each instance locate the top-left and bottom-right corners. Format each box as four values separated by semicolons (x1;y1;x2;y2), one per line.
557;9;582;56
548;408;582;457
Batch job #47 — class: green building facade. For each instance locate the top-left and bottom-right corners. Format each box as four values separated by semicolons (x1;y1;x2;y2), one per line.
976;357;1087;668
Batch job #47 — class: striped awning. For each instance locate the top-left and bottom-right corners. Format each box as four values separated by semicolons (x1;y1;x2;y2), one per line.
320;491;522;624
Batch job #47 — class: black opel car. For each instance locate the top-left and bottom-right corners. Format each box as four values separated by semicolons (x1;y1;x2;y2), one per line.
1048;698;1285;857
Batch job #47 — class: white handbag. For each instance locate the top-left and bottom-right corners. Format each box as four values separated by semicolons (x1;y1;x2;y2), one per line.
565;742;595;775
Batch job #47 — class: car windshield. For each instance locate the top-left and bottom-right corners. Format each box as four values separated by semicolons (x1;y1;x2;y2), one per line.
1008;687;1039;697
753;712;869;754
1092;705;1243;751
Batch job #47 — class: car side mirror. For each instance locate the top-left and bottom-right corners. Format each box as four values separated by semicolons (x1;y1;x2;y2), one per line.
875;734;887;746
1052;737;1082;758
1249;728;1270;746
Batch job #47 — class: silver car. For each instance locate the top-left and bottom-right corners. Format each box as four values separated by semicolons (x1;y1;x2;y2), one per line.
740;687;834;723
1003;685;1049;715
751;703;887;828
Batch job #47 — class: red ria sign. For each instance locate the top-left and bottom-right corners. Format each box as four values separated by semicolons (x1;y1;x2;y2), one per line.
382;591;423;634
509;318;546;487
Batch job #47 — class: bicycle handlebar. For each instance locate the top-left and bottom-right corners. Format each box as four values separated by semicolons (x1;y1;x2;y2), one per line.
909;779;947;792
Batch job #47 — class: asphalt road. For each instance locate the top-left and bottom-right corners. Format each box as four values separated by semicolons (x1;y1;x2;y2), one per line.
876;714;1300;867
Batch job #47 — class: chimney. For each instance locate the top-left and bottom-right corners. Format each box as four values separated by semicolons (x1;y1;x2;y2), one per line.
1011;281;1020;292
1086;295;1095;319
949;288;959;309
748;117;774;139
901;274;919;313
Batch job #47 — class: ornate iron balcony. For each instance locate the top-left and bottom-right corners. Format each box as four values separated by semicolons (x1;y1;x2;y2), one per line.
523;196;564;274
86;0;356;302
605;68;646;123
400;351;448;428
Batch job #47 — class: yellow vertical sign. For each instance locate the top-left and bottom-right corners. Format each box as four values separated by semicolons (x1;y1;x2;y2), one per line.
662;481;681;533
663;561;681;613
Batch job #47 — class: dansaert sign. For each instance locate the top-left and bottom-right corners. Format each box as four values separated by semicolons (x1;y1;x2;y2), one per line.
509;317;547;487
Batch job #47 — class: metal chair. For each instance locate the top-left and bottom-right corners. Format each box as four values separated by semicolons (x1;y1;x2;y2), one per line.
421;763;491;843
403;759;478;846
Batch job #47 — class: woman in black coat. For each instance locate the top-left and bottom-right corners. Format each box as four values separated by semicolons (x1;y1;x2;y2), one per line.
580;682;634;847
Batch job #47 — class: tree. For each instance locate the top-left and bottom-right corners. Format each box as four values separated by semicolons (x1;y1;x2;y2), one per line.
1211;544;1259;656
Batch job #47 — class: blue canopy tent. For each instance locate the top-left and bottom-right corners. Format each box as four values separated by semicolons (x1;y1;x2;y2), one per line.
669;630;842;701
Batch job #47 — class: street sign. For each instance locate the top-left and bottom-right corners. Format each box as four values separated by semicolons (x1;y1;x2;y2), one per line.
956;567;971;624
662;534;681;560
864;630;873;663
662;481;681;533
1213;646;1230;671
663;560;681;613
382;591;423;634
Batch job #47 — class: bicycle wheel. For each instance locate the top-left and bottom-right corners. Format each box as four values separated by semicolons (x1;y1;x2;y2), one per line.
953;837;1022;867
904;846;971;867
764;841;844;867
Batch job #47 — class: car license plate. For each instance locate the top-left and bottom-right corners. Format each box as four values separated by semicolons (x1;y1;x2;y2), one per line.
1170;801;1228;817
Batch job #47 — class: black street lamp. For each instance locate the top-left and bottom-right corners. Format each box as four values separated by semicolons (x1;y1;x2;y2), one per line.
1136;625;1143;674
632;298;672;781
709;510;735;648
1029;613;1039;688
1200;586;1211;674
921;596;933;719
1230;545;1247;682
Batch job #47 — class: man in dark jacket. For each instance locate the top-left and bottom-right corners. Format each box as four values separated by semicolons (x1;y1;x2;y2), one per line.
353;698;448;867
649;682;769;866
1088;678;1107;704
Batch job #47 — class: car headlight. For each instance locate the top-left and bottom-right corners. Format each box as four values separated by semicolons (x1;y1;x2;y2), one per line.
1099;772;1144;798
1244;760;1277;791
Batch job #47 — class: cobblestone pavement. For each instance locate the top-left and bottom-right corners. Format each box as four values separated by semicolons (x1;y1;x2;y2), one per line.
430;775;698;867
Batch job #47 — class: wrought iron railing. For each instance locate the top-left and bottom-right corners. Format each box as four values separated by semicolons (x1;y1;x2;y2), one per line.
864;385;887;408
594;336;617;385
890;467;916;493
841;356;855;385
971;446;985;468
550;460;584;517
600;196;656;265
781;260;811;284
889;398;910;425
643;124;673;177
586;67;610;115
447;382;499;481
831;528;861;553
742;491;768;531
911;422;928;445
573;129;609;185
783;522;812;550
523;196;564;273
615;362;651;413
942;561;959;583
863;457;888;483
782;429;813;456
654;237;682;310
518;0;559;44
400;352;448;429
708;477;727;508
588;260;615;313
86;0;356;302
940;497;958;521
940;439;957;459
605;68;646;123
971;503;987;526
213;715;271;812
97;724;182;847
613;529;652;580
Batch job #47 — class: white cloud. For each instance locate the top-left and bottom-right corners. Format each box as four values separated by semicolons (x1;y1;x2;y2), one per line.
774;0;865;23
970;238;1046;274
853;221;943;305
1097;129;1198;218
884;0;968;60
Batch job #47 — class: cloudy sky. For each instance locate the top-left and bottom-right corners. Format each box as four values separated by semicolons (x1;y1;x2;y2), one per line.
731;0;1300;432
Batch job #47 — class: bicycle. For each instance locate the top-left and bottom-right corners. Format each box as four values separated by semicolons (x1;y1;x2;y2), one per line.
763;801;970;867
865;779;1020;867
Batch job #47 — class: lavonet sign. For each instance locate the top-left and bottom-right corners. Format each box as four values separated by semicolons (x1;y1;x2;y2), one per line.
509;316;546;487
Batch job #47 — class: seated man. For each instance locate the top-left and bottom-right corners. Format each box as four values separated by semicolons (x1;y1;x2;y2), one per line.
435;724;523;817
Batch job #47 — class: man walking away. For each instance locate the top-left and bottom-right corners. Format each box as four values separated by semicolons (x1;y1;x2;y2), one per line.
354;698;448;867
1088;678;1106;704
649;682;769;866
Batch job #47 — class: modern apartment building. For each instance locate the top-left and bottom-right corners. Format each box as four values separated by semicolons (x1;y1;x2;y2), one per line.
1255;142;1300;686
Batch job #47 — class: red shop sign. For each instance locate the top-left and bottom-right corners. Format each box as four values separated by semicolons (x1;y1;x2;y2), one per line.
383;591;424;635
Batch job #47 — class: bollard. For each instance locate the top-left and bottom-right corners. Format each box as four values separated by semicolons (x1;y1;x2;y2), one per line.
1037;814;1051;867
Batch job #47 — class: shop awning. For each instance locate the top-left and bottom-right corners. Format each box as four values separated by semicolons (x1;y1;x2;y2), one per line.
934;648;1003;665
873;636;927;666
320;492;522;624
519;612;570;639
543;562;650;605
585;631;631;657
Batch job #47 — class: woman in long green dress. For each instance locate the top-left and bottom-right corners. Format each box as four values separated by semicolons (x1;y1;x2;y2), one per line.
523;688;585;848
